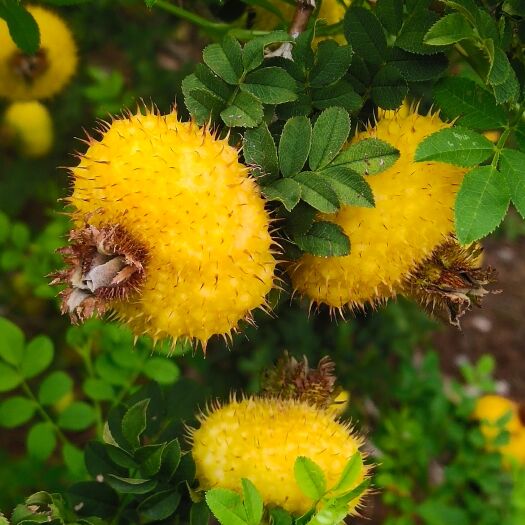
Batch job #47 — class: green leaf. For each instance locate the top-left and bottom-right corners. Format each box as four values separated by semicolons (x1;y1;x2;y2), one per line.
241;479;263;525
57;402;96;431
294;172;339;213
83;378;114;401
424;13;474;45
491;64;520;104
244;124;279;179
0;0;40;54
307;504;348;525
138;490;181;523
206;488;248;525
332;138;399;175
0;396;35;428
455;166;510;244
84;441;127;478
144;0;157;6
68;481;119;518
415;127;494;167
488;47;512;86
143;357;180;385
294;456;327;501
121;398;149;448
0;362;21;392
202;37;243;85
38;371;73;406
136;443;166;478
433;77;507;130
376;0;403;34
191;500;211;525
311;80;362;112
418;501;469;525
269;508;293;525
309;41;353;87
371;65;408;110
396;9;441;55
262;179;301;212
499;149;525;219
27;422;56;461
221;91;264;128
388;48;448;82
159;438;181;481
318;167;374;207
343;7;387;65
331;453;364;493
309;107;350;171
106;475;158;495
63;443;88;477
279;116;312;177
0;317;24;366
241;67;297;104
20;335;54;379
194;63;234;102
242;31;292;72
187;87;225;125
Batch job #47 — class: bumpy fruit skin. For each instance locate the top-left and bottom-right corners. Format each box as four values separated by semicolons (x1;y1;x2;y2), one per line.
253;0;349;42
68;109;276;346
0;6;77;100
3;101;53;157
190;397;366;516
289;106;466;310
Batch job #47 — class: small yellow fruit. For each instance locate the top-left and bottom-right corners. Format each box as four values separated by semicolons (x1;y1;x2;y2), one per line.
3;101;53;157
56;109;276;348
253;0;349;43
289;106;466;310
472;395;522;438
0;6;77;100
502;432;525;466
190;396;367;516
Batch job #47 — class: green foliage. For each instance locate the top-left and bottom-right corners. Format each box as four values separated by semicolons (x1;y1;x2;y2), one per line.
0;0;40;54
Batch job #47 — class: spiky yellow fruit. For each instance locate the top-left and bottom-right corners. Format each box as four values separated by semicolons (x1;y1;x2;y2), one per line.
289;106;466;310
253;0;349;43
3;101;53;157
0;6;77;100
190;397;367;516
58;109;276;347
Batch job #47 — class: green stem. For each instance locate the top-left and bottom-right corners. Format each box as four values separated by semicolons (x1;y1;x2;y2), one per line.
154;0;269;40
77;343;104;437
21;380;71;446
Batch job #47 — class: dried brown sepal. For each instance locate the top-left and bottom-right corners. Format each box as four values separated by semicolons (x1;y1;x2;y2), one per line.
261;352;339;408
50;224;147;324
403;236;498;328
9;49;49;83
519;403;525;427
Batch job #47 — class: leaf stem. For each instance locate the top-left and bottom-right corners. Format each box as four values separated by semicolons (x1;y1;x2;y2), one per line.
21;380;71;446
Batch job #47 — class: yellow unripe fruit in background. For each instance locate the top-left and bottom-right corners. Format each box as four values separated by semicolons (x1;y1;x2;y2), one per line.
0;6;77;100
190;397;367;516
289;106;466;310
253;0;349;42
3;101;53;157
67;109;276;347
472;394;525;467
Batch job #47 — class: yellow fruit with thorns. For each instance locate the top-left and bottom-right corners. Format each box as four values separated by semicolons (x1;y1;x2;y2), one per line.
52;108;276;348
3;101;53;157
253;0;349;43
190;396;367;515
289;105;467;312
0;5;77;100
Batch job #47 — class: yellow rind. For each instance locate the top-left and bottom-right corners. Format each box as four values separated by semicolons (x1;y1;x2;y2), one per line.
290;106;467;310
0;5;77;100
69;109;276;347
3;101;53;157
190;396;367;516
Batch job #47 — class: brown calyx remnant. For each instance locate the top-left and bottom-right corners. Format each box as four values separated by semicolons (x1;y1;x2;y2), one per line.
9;49;49;83
261;352;339;408
50;224;147;324
518;403;525;427
403;236;498;328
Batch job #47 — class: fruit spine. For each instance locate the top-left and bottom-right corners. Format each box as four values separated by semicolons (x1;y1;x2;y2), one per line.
53;108;277;349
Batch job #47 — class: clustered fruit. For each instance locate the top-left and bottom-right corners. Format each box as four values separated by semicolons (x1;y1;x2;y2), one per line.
0;5;77;157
